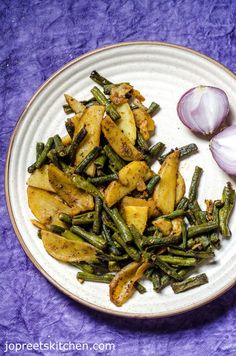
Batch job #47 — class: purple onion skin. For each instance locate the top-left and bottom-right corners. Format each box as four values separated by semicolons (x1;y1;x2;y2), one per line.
210;125;236;175
177;86;229;135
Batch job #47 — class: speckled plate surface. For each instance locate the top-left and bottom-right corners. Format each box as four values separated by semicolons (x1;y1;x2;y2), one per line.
5;42;236;318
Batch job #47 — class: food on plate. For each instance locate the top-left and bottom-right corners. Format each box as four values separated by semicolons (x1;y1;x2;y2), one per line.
27;72;235;307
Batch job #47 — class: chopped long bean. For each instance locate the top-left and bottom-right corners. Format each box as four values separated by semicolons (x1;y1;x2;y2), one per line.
171;273;208;293
93;196;103;234
146;175;160;195
77;272;114;283
188;166;203;203
113;233;140;261
75;146;101;174
159;143;198;163
88;174;118;185
72;174;104;199
219;182;235;237
147;102;160;116
35;137;54;169
68;127;87;165
91;86;120;121
104;205;133;243
70;226;106;250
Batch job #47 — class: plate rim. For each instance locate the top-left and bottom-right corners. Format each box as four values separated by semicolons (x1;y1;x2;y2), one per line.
4;40;236;319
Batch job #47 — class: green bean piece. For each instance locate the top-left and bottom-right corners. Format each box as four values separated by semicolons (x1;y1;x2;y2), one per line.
93;196;103;234
88;174;118;186
63;104;74;115
134;281;147;294
47;149;62;169
94;154;107;168
129;225;143;251
145;226;157;234
177;197;189;210
143;234;181;247
219;182;235;237
147;102;160;116
144;267;154;279
33;137;54;169
72;174;104;199
101;225;122;256
90;70;113;87
68;127;87;166
72;217;94;225
136;131;150;153
75;146;102;174
160;209;186;220
171;273;208;293
62;230;84;242
209;233;220;249
91;86;120;121
159;143;198;163
108;261;121;272
103;145;125;171
167;247;214;259
152;271;161;291
53;135;67;157
28;142;45;173
49;225;65;235
146;175;160;195
181;220;187;249
60;161;74;175
187;236;211;250
160;274;170;290
59;213;72;225
74;212;96;219
104;205;133;243
188;166;203;203
70;226;106;250
149;142;165;158
158;255;197;267
77;272;114;284
102;211;118;233
71;262;94;273
65;119;75;138
153;257;184;281
188;222;218;238
113;233;140;261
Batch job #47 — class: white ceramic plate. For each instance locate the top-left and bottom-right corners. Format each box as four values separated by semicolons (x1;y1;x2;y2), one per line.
5;42;236;318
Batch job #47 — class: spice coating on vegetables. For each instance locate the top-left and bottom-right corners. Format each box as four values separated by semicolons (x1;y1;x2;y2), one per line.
27;71;235;307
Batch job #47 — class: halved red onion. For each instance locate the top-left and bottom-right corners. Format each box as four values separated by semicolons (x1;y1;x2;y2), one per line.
210;125;236;175
177;86;229;135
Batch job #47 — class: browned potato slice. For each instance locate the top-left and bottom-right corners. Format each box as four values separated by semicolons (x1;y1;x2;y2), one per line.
73;105;105;176
153;150;180;214
175;172;186;205
133;108;155;140
110;83;133;105
101;116;143;161
27;186;77;225
123;206;148;234
61;134;72;146
104;161;153;207
48;164;94;213
153;218;172;236
41;230;98;263
115;103;136;145
64;94;86;116
31;219;47;230
120;196;158;218
172;217;182;236
27;165;55;193
110;261;150;306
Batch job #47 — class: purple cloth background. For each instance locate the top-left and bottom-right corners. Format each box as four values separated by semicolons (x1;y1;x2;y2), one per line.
1;0;236;355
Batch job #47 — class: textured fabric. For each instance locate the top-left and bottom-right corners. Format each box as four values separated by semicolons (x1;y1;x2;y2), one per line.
1;0;236;355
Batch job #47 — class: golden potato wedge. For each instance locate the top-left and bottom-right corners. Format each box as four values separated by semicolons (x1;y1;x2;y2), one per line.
115;103;136;145
110;261;150;306
120;196;158;218
42;230;98;263
73;105;105;176
132;89;145;102
31;219;47;230
48;164;94;213
110;83;133;105
27;186;77;225
153;150;180;214
123;206;148;234
153;218;172;236
64;94;86;116
27;165;55;193
101;116;143;161
61;134;72;146
175;172;186;205
172;217;182;236
133;108;155;140
104;161;153;207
